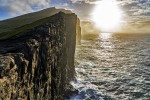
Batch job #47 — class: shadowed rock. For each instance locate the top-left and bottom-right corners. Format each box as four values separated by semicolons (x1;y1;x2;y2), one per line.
0;8;81;100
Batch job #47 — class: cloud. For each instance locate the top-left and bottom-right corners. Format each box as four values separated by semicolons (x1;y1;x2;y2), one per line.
71;0;98;4
71;0;150;16
0;0;51;16
0;0;149;33
74;0;150;33
68;1;95;20
118;0;150;16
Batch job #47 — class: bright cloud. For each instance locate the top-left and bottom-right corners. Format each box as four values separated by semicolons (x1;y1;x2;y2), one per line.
0;0;149;33
0;0;51;16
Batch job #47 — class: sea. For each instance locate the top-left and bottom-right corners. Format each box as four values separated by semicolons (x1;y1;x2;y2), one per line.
70;33;150;100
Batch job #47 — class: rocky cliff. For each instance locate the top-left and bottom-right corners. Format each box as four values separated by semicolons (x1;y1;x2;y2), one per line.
0;10;81;99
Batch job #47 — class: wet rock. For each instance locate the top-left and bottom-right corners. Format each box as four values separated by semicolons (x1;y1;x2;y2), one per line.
64;84;78;99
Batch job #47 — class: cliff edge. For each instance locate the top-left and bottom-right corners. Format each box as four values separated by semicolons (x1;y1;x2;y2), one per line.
0;8;81;99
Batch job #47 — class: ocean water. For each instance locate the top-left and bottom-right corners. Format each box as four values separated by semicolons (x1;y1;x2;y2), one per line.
70;33;150;100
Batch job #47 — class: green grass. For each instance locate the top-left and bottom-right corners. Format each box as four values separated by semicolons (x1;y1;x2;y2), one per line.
0;12;65;40
0;8;72;40
0;8;71;33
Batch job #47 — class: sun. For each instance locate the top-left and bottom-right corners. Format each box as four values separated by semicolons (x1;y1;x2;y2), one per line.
92;0;122;31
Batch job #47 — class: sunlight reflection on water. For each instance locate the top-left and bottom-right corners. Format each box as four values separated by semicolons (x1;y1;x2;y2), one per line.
99;33;112;40
71;33;150;100
99;33;114;49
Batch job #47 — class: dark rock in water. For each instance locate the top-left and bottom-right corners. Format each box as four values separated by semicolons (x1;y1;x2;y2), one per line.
0;8;81;100
64;84;78;99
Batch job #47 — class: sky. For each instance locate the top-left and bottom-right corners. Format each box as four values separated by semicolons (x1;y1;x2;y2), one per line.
0;0;150;33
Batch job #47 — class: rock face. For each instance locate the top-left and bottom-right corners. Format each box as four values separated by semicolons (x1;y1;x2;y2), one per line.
0;11;81;99
76;18;81;45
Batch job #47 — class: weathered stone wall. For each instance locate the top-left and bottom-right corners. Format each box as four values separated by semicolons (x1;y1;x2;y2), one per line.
0;12;80;100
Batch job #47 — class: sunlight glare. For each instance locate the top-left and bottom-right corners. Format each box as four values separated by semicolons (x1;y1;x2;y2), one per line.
99;33;113;48
92;0;122;31
100;33;112;40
